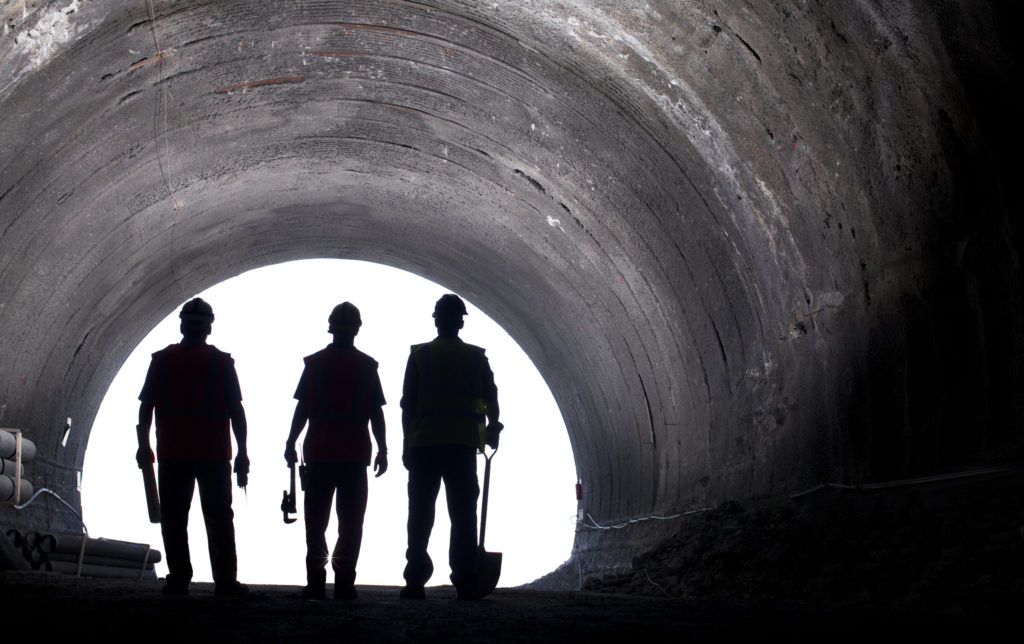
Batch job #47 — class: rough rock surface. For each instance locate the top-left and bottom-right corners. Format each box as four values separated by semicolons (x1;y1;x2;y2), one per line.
583;468;1024;617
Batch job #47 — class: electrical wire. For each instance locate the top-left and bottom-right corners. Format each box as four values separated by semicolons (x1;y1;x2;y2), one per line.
578;508;709;530
12;487;88;534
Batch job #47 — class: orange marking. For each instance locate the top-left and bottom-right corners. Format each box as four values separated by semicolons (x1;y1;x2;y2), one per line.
128;49;172;71
215;76;306;93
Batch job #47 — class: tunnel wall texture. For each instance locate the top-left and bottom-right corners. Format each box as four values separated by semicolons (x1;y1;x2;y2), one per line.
1;0;1021;575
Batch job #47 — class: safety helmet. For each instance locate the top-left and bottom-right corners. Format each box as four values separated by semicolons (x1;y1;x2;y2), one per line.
328;302;362;333
179;297;214;322
432;294;467;319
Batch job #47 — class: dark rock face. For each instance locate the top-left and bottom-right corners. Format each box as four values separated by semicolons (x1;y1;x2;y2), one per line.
582;469;1024;613
1;0;1021;578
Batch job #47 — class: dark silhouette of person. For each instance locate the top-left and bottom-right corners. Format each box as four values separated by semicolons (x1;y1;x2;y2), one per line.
400;294;502;600
136;297;250;597
285;302;388;600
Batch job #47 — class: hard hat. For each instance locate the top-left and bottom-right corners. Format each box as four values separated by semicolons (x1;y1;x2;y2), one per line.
179;297;214;322
433;294;468;319
328;302;362;333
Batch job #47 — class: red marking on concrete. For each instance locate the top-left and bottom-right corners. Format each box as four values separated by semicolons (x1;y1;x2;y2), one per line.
19;376;25;384
128;49;171;71
305;50;363;57
214;76;306;94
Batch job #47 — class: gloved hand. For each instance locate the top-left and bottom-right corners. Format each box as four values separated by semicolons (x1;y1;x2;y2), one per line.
234;453;250;488
284;441;298;465
136;446;155;469
485;422;503;449
374;452;388;477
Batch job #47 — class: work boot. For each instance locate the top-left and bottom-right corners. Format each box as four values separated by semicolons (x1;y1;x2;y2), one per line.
334;584;358;601
214;580;250;597
301;569;327;600
334;570;357;600
400;585;425;600
161;580;189;596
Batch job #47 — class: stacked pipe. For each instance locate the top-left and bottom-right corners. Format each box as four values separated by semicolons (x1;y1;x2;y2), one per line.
0;429;35;503
5;530;160;580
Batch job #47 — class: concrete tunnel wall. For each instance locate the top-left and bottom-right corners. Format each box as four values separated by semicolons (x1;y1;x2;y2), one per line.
1;1;1021;576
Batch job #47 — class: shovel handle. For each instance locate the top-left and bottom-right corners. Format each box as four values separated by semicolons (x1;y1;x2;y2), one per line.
479;447;496;548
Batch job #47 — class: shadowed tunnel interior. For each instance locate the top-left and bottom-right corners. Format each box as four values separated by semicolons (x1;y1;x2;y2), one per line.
1;0;1021;581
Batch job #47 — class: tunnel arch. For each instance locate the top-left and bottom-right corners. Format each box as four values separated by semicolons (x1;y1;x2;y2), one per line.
2;1;1021;578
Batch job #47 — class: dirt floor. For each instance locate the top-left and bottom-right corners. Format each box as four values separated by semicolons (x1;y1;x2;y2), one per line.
3;469;1020;640
0;572;1006;641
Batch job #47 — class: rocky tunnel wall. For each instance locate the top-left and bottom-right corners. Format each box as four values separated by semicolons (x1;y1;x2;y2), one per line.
1;0;1021;576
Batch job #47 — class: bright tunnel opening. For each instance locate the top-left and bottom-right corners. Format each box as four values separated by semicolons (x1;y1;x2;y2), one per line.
81;259;577;587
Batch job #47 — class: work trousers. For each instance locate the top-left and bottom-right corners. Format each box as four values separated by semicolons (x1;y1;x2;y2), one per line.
403;445;479;589
158;458;237;586
303;461;368;587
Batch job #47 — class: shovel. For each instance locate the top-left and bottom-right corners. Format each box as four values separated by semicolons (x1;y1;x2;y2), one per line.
473;446;502;597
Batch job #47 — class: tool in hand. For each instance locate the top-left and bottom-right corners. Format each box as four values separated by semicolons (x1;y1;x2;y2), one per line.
141;459;161;523
281;461;297;524
473;445;502;597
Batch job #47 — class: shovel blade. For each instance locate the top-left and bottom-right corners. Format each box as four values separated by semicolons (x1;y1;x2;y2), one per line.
474;549;502;598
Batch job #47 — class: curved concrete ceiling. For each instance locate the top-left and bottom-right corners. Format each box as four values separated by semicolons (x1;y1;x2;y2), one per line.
2;1;1021;571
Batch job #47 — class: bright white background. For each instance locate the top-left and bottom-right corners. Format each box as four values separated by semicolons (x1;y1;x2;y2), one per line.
81;259;577;588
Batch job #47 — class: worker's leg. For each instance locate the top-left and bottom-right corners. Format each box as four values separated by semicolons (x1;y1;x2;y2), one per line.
195;460;237;585
334;462;368;594
158;458;196;591
443;446;479;590
303;463;335;594
404;447;441;588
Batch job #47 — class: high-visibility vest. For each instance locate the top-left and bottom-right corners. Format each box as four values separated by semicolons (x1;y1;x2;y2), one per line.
150;344;234;460
301;346;378;464
406;339;489;449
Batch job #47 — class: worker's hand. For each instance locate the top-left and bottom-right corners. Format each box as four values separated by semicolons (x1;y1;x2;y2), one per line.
136;446;155;469
374;452;388;478
234;453;250;488
485;422;503;449
284;442;298;465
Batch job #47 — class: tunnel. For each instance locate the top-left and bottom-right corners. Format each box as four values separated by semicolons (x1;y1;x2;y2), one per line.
1;0;1022;585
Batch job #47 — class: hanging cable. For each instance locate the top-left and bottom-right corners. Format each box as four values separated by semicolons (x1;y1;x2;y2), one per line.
578;508;708;530
13;487;88;534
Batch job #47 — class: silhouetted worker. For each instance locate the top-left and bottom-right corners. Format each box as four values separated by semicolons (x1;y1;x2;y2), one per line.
285;302;388;600
136;297;250;597
400;294;502;600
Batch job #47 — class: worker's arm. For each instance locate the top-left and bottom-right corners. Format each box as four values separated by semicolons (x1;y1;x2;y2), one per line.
136;401;155;468
401;409;413;469
399;352;418;469
228;400;249;488
481;356;502;449
484;397;502;449
371;406;387;477
285;398;308;465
